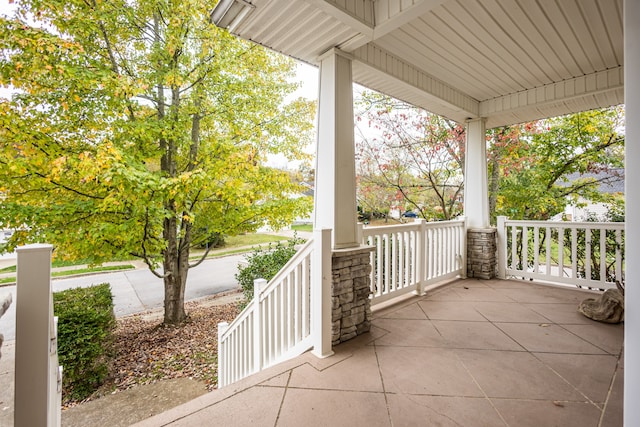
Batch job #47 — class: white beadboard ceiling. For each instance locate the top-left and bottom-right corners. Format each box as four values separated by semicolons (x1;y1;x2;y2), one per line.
228;0;624;128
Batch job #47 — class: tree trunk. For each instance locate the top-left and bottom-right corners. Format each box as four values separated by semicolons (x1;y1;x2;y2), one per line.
162;211;189;324
163;267;187;324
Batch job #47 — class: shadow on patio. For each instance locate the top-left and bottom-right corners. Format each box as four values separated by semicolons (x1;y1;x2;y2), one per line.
135;278;624;427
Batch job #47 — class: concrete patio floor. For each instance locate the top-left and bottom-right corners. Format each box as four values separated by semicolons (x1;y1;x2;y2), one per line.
134;278;624;427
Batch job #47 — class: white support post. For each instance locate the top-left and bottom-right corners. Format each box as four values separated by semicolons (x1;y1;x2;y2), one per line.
415;219;426;295
496;216;507;279
252;278;266;374
311;228;334;358
463;118;489;229
217;322;229;388
15;244;59;427
625;0;640;425
314;48;359;249
356;222;364;245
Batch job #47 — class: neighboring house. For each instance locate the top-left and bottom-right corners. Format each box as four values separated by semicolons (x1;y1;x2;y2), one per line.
553;169;624;221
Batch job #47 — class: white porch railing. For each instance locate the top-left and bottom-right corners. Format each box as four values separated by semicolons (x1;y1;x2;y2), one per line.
361;218;467;305
497;216;625;289
217;229;332;388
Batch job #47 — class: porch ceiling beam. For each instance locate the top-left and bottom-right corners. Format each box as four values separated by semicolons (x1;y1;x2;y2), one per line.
300;1;448;53
479;67;624;127
351;44;479;121
301;0;374;36
373;0;448;41
340;0;449;52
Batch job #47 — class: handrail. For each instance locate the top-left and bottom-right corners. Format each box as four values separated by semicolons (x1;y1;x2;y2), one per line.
259;239;313;302
218;230;332;387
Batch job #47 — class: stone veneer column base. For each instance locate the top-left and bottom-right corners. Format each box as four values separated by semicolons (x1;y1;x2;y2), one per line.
331;245;375;346
467;228;497;279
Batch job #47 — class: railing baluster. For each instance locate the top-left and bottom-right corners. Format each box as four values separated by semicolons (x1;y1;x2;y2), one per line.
522;226;528;273
510;225;517;271
545;227;551;275
615;229;623;283
497;216;507;279
558;227;565;277
277;285;283;359
437;227;443;276
288;274;293;346
571;228;578;279
397;231;404;289
295;265;301;342
585;228;592;282
417;221;426;292
600;228;607;282
408;230;413;288
426;227;432;280
374;236;381;297
533;226;540;273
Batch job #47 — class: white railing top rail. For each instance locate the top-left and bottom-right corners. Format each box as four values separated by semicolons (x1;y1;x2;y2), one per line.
259;238;314;302
502;218;625;230
218;292;255;343
361;217;466;236
220;238;314;343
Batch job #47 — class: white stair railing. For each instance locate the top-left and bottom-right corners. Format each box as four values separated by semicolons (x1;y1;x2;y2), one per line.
361;218;467;305
497;216;625;289
218;229;331;387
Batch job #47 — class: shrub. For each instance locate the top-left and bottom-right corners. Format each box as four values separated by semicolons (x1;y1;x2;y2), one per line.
236;235;304;308
54;283;116;401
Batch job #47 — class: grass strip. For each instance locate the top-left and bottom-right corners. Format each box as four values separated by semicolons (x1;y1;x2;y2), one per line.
0;264;135;285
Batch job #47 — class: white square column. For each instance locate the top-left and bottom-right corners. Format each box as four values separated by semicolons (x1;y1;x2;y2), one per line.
463;118;489;228
314;48;359;249
625;0;639;425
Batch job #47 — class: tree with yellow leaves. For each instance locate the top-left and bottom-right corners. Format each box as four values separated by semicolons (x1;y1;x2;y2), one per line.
0;0;315;324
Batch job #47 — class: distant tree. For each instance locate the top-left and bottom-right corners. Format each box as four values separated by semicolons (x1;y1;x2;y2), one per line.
0;0;314;324
493;106;624;221
355;91;465;221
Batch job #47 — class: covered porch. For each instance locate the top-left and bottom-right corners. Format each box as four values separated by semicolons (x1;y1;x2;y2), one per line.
2;0;635;425
135;277;624;427
206;0;637;424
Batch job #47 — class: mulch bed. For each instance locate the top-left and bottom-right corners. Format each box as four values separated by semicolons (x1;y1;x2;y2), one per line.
65;297;240;407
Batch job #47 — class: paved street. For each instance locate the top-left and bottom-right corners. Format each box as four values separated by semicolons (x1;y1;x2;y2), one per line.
0;254;244;341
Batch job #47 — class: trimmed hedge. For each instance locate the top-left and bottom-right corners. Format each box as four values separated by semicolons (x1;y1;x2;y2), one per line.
53;283;115;401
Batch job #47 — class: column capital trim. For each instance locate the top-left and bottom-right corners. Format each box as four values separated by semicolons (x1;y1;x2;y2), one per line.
317;47;354;62
465;117;486;125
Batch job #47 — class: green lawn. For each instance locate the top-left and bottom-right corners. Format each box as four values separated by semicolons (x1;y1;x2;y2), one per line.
291;224;312;232
51;264;135;277
0;264;136;285
224;233;288;247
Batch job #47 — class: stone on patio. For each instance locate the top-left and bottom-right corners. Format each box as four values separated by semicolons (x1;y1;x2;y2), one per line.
578;288;624;324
